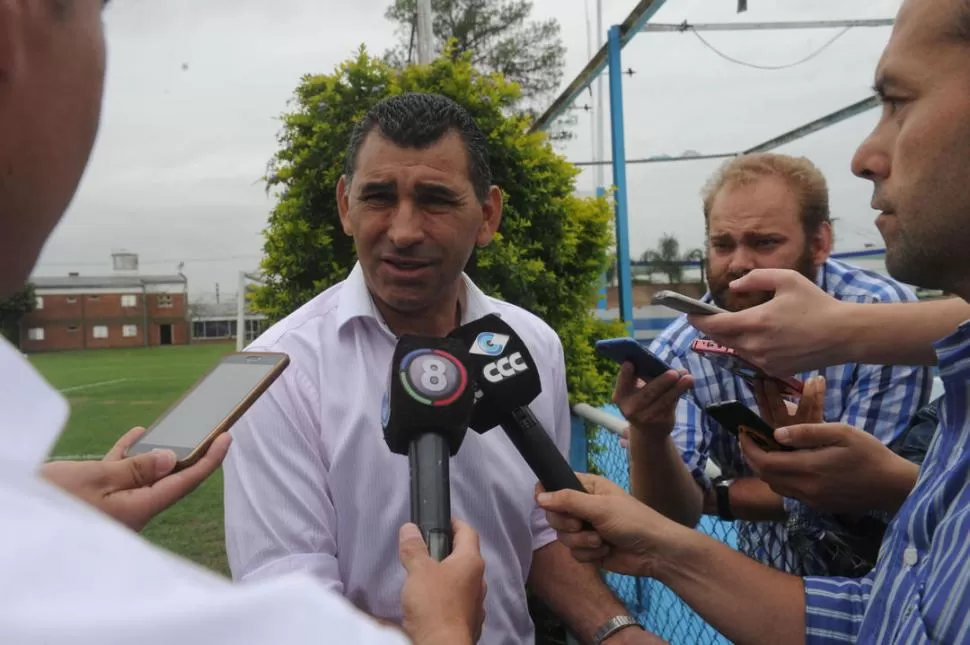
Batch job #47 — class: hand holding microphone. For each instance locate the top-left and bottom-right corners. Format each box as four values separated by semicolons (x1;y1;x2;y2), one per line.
382;335;476;561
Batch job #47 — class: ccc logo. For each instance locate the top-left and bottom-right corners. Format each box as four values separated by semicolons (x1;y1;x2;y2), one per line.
483;352;528;383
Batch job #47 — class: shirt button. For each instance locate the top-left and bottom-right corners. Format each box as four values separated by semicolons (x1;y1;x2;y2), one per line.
903;546;919;567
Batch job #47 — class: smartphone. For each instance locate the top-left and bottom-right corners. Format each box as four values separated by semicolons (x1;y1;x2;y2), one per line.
127;352;290;470
690;338;803;398
595;337;672;380
705;400;792;452
651;290;727;316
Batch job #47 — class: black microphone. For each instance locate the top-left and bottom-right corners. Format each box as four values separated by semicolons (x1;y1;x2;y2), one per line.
448;314;587;495
382;335;476;561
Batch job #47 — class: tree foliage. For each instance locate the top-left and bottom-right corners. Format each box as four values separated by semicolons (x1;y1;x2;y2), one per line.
383;0;565;105
640;233;705;285
0;283;36;347
254;47;625;406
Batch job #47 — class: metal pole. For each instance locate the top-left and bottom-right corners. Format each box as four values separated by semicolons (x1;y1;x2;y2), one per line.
607;25;634;334
416;0;433;64
236;271;246;352
595;0;606;193
641;18;894;32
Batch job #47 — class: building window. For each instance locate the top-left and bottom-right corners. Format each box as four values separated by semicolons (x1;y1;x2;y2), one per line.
157;294;173;308
27;328;44;341
121;295;137;308
35;297;43;310
123;325;138;338
66;297;78;304
92;326;108;339
88;295;100;301
67;325;78;333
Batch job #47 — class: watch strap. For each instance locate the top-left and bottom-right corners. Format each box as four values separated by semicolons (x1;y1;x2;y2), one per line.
714;479;734;521
592;615;643;645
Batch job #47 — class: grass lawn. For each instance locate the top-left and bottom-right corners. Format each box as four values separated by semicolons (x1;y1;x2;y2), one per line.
33;343;236;576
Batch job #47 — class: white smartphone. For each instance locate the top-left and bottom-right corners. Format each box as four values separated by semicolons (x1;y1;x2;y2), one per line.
127;352;290;470
651;290;727;316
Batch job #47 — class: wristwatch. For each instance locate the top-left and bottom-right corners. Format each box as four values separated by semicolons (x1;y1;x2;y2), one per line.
592;615;644;644
712;476;735;521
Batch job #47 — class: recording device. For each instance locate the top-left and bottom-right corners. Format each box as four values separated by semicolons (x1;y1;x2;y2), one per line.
127;352;290;470
381;335;476;561
690;338;803;398
448;315;587;496
651;290;727;316
705;400;792;452
595;337;672;380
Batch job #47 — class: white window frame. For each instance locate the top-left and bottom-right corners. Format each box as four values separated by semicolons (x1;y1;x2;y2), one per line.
34;297;43;310
92;325;108;339
157;294;173;308
121;294;137;308
122;325;138;338
27;328;44;341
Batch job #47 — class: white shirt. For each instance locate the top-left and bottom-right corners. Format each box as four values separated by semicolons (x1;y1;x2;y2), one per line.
0;337;409;645
224;264;571;645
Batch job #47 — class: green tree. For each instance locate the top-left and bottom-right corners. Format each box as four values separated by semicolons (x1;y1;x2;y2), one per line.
0;283;36;347
641;233;704;285
255;46;625;409
383;0;566;106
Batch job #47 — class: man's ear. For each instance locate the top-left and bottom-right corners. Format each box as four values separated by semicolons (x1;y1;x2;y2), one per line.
475;185;503;248
336;175;353;236
811;221;834;265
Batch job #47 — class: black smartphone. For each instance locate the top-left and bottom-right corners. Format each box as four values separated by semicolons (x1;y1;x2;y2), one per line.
127;352;290;470
595;337;672;380
705;400;792;452
651;290;727;316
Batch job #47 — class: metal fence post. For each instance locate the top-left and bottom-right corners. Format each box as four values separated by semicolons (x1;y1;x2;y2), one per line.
607;24;634;337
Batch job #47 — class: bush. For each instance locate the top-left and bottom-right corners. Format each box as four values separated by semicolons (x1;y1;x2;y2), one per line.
255;45;625;408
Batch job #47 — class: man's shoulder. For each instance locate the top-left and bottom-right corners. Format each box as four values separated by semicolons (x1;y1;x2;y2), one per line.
649;315;702;359
487;298;564;359
824;258;919;304
246;281;346;352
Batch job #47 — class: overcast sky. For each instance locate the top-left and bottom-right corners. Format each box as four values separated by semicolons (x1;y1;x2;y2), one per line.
33;0;903;300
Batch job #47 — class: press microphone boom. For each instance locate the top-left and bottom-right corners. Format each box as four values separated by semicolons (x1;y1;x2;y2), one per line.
382;336;476;560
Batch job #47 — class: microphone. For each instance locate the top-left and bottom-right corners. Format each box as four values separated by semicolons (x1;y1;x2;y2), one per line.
448;314;587;495
382;335;476;561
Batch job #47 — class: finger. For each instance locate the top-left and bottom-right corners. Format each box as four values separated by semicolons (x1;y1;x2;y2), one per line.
619;437;629;450
738;433;770;474
613;362;639;401
557;530;605;551
546;510;585;534
535;488;602;526
775;423;848;450
624;371;687;418
450;519;482;559
398;523;430;573
101;448;178;494
126;433;232;517
575;472;616;496
105;427;148;461
729;268;802;294
803;375;827;423
757;379;790;426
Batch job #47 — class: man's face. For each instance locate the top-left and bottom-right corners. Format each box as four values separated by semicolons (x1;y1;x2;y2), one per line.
852;0;970;294
0;0;107;299
337;130;502;317
705;176;831;312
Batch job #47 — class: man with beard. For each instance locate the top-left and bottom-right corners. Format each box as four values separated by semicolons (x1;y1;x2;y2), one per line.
619;153;932;577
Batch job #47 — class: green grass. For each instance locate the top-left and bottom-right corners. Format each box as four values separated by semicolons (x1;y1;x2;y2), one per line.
33;343;236;575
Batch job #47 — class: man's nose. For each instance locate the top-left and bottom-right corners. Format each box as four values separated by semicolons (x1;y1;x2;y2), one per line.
727;247;755;275
851;130;891;182
387;201;425;248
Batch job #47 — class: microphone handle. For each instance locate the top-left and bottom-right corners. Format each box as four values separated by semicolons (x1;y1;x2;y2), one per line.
408;433;452;561
500;407;593;530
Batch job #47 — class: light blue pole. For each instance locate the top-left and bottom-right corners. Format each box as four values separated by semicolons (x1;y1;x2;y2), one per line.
607;24;634;336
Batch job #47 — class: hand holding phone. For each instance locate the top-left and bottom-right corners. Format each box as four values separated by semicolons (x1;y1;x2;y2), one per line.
127;352;290;470
595;337;672;380
651;290;727;316
691;338;803;398
705;400;793;452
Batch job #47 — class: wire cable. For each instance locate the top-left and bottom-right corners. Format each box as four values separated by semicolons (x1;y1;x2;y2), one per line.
690;26;852;71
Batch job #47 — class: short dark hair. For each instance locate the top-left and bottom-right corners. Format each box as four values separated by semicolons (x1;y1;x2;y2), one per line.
344;93;492;202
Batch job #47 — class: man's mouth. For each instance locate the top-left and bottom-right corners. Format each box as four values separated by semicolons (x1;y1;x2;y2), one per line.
381;256;435;273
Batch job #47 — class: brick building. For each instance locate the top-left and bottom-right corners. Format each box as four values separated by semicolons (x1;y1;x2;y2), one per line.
21;273;189;353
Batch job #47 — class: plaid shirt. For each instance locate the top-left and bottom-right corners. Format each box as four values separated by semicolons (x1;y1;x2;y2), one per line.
649;259;933;575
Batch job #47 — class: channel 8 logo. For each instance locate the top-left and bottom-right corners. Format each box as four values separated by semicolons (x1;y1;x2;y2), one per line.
399;348;468;406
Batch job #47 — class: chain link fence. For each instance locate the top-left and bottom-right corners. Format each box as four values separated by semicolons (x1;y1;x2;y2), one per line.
587;410;734;645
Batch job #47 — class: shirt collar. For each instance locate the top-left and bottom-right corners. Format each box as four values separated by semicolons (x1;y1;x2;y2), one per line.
335;262;501;333
0;337;69;470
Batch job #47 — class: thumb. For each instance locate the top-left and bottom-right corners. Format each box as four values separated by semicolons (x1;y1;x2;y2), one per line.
536;488;603;525
104;450;177;492
729;268;800;294
774;423;847;449
398;523;430;573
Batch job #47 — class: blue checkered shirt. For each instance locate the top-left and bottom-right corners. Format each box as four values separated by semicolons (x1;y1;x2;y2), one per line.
649;259;932;575
803;320;970;643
